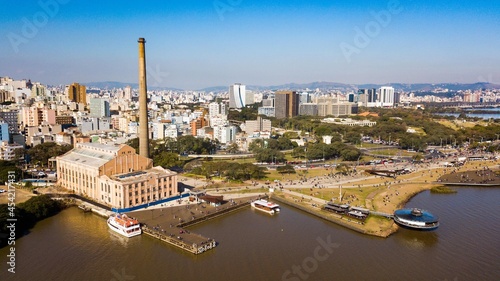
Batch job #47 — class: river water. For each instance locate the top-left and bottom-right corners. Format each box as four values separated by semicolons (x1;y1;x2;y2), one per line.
436;108;500;120
1;187;499;281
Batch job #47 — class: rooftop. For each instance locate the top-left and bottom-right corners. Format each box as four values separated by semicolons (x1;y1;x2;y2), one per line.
111;167;177;183
58;143;123;167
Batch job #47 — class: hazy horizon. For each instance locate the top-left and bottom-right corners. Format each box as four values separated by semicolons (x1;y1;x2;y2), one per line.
1;0;499;89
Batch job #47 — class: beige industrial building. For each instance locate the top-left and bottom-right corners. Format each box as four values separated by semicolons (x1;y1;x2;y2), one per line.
56;143;177;209
56;38;177;211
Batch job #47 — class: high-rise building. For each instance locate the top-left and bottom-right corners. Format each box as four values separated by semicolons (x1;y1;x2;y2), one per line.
190;117;207;136
124;86;132;100
357;89;368;106
274;91;299;119
299;92;311;104
262;97;275;107
379;86;395;107
90;98;110;117
0;110;19;134
229;83;246;109
367;88;377;103
257;107;275;117
208;102;227;118
68;83;87;104
214;125;237;144
299;103;318;116
0;122;9;142
0;89;12;103
314;96;358;117
21;107;56;128
244;116;272;134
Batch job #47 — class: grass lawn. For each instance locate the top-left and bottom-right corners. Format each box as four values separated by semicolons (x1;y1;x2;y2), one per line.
436;119;488;130
293;186;380;207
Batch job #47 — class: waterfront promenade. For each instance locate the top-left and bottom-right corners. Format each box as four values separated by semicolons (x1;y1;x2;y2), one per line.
201;157;500;237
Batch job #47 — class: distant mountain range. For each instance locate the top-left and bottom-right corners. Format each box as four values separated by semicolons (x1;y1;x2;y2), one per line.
84;81;500;92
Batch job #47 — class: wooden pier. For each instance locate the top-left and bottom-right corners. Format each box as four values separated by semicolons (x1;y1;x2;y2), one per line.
178;199;253;228
141;226;216;255
369;211;394;218
132;195;262;255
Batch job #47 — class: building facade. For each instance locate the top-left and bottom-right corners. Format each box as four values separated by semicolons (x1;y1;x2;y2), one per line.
90;98;110;117
0;122;9;142
274;91;299;119
379;86;395;107
244;116;272;134
56;143;178;209
68;83;87;104
0;141;23;161
229;83;246;109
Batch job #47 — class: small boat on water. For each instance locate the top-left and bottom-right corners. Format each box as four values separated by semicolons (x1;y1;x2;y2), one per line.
251;199;280;215
107;214;142;238
78;205;91;212
393;208;439;231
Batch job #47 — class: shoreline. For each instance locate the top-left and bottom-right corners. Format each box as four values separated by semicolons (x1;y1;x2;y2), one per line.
269;193;383;236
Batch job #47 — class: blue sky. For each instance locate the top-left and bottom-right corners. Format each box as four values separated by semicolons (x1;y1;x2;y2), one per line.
1;0;499;90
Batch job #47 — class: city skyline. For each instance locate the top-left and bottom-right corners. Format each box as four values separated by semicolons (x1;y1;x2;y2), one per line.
1;0;499;90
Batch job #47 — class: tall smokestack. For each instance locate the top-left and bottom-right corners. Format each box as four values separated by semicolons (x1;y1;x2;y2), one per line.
138;38;149;158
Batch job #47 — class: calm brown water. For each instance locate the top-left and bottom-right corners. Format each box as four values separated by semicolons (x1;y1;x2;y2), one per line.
1;187;499;281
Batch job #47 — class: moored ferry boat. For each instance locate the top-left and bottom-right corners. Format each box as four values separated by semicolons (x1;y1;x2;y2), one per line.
107;213;142;238
251;199;280;215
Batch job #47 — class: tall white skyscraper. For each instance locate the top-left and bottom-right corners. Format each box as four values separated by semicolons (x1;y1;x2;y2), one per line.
379;86;395;107
229;83;246;109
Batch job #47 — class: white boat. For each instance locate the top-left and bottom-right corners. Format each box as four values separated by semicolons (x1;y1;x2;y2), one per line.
251;199;280;215
107;214;142;238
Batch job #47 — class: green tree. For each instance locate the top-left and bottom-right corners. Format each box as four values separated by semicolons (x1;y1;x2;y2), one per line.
253;148;285;163
277;165;296;175
248;139;265;153
226;143;239;154
0;160;22;183
153;152;182;169
345;131;361;144
27;143;72;167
